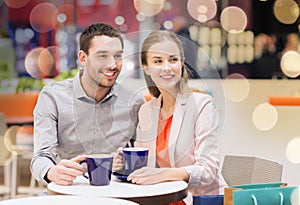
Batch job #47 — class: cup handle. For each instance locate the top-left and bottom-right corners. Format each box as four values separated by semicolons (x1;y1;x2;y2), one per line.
79;160;89;179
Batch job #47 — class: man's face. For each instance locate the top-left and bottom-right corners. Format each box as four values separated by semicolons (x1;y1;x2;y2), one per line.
82;35;123;88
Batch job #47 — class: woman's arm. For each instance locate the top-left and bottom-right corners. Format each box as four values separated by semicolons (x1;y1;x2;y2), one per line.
127;167;189;185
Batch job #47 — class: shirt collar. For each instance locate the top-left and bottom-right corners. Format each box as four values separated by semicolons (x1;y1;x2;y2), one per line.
73;69;120;101
73;69;86;99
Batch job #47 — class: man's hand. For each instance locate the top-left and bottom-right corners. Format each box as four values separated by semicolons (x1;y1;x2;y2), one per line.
46;155;86;185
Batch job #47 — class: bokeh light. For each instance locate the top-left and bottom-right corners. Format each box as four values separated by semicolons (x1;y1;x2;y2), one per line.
286;137;300;164
25;47;54;79
208;21;228;47
152;22;161;30
210;28;221;45
227;45;237;63
198;26;210;45
163;20;173;30
224;73;250;102
4;0;30;8
187;0;217;23
46;46;61;73
280;51;300;78
189;25;198;42
244;31;254;45
134;0;164;17
119;24;128;32
245;45;254;63
274;0;299;25
252;103;278;131
29;3;58;33
220;6;247;34
57;14;67;23
163;1;172;11
115;16;125;25
3;126;33;154
24;28;35;40
136;13;146;22
56;4;78;25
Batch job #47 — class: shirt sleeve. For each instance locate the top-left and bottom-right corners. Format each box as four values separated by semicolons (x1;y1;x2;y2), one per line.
30;86;59;184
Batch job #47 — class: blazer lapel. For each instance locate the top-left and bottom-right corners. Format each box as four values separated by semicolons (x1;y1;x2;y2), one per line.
168;93;188;167
147;96;161;167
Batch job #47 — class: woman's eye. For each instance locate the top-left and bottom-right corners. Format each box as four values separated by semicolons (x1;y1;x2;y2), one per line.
114;54;122;59
170;57;179;63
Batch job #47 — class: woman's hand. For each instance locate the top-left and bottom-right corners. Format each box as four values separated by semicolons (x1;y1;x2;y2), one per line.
112;147;124;173
46;155;86;185
127;167;169;185
127;167;189;185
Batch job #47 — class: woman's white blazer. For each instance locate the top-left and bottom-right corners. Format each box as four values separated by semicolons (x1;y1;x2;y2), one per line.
135;92;227;196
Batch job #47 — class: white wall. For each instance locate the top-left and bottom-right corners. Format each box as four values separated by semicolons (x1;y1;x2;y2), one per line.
194;79;300;186
127;78;300;186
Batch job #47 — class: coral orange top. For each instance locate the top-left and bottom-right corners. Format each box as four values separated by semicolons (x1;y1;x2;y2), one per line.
156;114;186;205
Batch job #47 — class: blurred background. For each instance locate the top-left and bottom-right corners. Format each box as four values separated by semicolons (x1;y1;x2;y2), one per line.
1;0;300;88
1;0;300;199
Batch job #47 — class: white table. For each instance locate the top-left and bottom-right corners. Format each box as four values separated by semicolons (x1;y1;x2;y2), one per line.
0;195;139;205
47;175;188;205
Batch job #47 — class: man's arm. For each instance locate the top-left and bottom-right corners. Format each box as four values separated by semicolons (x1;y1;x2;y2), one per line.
30;87;58;184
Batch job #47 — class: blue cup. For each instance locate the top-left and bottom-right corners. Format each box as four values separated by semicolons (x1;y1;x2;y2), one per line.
81;154;113;186
123;147;149;175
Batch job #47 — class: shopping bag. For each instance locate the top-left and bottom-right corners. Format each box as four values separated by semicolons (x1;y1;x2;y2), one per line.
233;186;298;205
224;182;287;205
193;194;224;205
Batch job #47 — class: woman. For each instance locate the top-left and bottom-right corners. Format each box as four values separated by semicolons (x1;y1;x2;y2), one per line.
115;30;227;204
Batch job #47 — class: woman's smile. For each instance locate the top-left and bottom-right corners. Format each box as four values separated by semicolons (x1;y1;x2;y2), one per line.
160;74;175;80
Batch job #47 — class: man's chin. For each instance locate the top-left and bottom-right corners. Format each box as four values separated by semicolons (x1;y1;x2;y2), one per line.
97;80;115;88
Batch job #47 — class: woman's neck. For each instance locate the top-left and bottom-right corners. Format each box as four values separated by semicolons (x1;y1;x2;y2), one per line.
160;89;178;119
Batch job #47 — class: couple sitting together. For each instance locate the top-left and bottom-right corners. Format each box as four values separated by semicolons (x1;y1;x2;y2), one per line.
30;22;227;205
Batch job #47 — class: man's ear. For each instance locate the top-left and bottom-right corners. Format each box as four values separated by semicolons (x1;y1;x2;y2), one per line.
78;50;87;65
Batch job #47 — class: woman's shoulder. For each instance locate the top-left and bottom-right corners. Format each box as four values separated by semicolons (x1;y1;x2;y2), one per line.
184;91;216;108
188;90;212;100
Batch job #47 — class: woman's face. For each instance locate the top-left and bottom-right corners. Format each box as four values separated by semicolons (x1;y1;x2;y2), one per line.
143;40;183;94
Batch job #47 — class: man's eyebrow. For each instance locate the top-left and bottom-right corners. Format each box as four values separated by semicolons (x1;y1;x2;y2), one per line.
93;50;107;55
94;50;123;54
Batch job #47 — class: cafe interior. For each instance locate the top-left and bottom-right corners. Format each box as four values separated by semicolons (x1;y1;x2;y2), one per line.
1;0;300;204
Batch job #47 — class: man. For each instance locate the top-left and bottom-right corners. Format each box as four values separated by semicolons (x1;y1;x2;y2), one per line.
30;23;145;185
